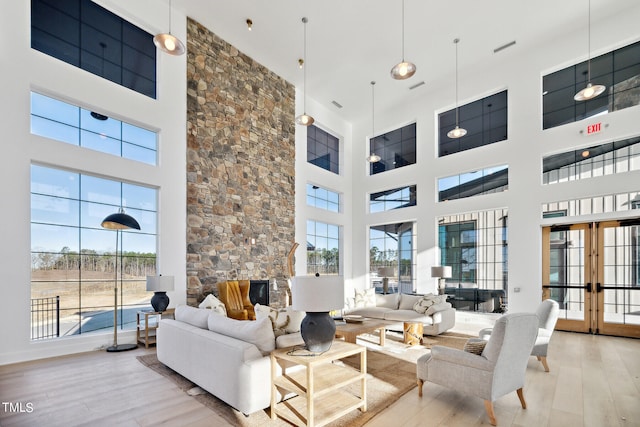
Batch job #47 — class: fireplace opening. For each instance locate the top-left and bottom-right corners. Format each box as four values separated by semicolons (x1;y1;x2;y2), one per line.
249;280;269;306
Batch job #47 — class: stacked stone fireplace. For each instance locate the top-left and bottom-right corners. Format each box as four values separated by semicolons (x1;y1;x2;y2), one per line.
185;18;296;309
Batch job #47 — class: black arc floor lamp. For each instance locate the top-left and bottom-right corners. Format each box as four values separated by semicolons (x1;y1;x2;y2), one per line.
101;208;140;352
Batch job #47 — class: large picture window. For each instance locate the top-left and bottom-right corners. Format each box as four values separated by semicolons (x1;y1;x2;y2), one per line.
369;222;416;294
306;184;340;213
31;92;157;165
438;209;508;312
369;185;416;213
543;40;640;130
30;165;157;340
307;125;339;174
438;165;508;201
31;0;157;98
370;123;416;175
306;220;340;275
438;91;508;157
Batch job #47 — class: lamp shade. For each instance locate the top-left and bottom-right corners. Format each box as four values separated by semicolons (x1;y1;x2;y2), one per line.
146;275;175;292
101;210;140;230
431;266;452;279
292;275;344;312
377;267;394;277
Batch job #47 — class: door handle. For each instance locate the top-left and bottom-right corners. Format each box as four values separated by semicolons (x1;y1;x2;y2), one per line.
586;282;592;292
596;283;603;292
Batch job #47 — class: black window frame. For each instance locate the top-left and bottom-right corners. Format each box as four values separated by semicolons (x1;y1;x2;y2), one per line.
370;123;416;175
307;125;340;174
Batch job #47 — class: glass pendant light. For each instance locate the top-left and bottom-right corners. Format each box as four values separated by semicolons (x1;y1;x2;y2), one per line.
367;81;381;163
447;38;467;139
295;17;315;126
390;0;416;80
154;0;185;56
574;0;606;101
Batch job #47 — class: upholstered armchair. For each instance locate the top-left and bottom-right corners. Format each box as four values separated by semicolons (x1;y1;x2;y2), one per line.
216;280;256;320
417;313;538;426
479;299;559;372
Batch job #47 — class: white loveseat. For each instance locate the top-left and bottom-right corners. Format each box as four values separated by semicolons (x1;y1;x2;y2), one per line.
157;305;304;415
344;291;456;335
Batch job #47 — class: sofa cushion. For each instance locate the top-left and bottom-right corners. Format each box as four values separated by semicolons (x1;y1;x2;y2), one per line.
207;314;275;355
174;305;210;329
198;294;227;316
383;309;433;325
354;288;376;308
347;306;392;318
375;293;399;309
398;294;423;310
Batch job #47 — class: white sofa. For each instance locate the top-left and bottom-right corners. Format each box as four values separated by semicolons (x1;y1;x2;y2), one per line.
344;292;456;335
157;305;304;415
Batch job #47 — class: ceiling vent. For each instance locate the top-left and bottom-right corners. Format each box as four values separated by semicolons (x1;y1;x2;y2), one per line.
494;40;516;53
331;100;343;108
409;81;425;90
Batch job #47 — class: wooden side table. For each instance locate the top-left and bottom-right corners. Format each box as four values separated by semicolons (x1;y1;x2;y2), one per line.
271;340;367;427
136;308;175;348
403;321;423;345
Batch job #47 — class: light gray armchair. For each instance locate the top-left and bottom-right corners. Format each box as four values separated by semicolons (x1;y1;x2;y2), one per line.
479;299;559;372
417;313;538;426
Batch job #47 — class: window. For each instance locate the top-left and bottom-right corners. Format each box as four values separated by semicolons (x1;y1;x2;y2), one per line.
369;222;416;293
438;209;508;312
306;220;340;275
542;191;640;218
438;91;508;157
543;136;640;184
306;184;340;212
543;40;640;130
30;165;157;339
307;125;339;174
438;165;508;201
369;185;416;213
31;0;157;98
31;92;157;165
370;123;416;175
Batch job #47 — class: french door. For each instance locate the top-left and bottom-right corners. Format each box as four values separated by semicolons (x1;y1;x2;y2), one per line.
542;221;640;338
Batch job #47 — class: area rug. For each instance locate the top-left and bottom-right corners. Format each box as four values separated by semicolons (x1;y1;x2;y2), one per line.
137;349;417;427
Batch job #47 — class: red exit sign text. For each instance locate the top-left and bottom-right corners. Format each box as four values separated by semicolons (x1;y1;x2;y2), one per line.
586;122;602;135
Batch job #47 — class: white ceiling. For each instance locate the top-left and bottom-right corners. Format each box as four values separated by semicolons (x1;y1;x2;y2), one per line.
174;0;640;124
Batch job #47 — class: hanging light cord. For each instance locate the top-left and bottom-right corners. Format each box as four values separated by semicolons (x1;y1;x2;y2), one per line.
454;38;460;126
401;0;406;61
371;81;375;137
303;17;308;114
586;0;592;82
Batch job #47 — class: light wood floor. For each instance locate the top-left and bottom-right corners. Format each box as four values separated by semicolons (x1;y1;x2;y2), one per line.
1;331;639;426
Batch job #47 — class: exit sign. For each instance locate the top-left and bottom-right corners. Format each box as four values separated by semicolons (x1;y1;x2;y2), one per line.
586;122;602;135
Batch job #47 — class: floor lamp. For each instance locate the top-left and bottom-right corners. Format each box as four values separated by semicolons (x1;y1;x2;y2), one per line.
101;208;140;352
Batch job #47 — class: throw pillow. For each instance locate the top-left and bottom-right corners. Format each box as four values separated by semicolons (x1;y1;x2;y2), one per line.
254;303;290;337
463;339;487;355
398;293;424;310
354;288;376;308
375;293;399;309
198;294;227;316
283;306;305;333
174;305;210;329
413;294;448;314
425;301;452;315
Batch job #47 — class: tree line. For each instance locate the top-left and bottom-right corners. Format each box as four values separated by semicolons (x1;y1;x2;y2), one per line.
32;246;157;277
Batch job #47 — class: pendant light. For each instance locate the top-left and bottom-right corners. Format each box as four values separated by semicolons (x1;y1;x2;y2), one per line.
447;38;467;139
367;81;381;163
390;0;416;80
295;17;315;126
574;0;605;101
154;0;185;56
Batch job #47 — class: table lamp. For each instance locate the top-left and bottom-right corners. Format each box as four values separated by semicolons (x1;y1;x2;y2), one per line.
431;266;452;295
292;274;344;353
146;275;175;313
377;266;394;294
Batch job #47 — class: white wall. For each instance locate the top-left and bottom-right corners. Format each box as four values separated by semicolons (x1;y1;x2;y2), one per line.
0;0;187;365
349;6;640;314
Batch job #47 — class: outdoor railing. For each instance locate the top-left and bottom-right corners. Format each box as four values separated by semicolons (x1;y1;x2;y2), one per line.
31;296;60;340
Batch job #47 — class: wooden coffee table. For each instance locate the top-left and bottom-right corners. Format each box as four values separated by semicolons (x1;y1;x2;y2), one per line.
335;318;396;346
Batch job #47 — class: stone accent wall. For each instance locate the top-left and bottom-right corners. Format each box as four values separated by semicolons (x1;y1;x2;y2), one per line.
186;18;295;307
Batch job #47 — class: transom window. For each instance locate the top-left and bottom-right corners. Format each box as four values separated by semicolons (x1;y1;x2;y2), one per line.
306;184;340;213
543;135;640;184
30;164;158;340
31;92;157;165
370;123;416;175
307;125;340;174
31;0;157;98
369;185;416;213
438;91;508;157
438;165;508;201
306;220;340;275
543;40;640;130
